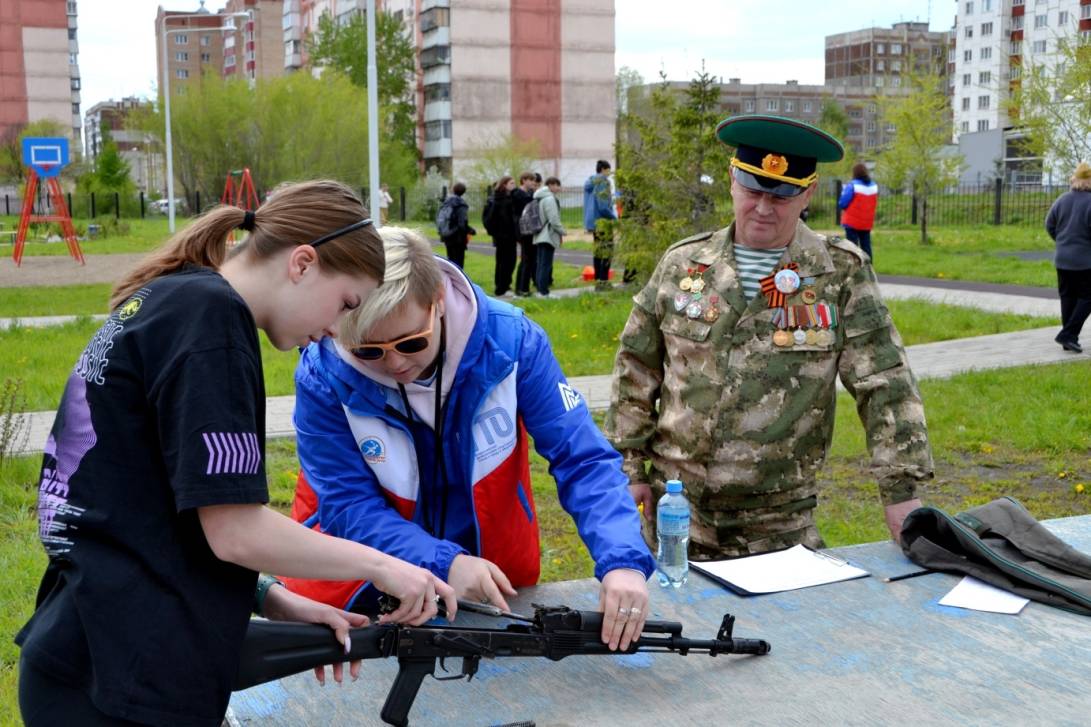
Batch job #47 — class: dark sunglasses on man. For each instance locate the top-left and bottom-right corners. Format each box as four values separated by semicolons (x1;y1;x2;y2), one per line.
350;303;436;361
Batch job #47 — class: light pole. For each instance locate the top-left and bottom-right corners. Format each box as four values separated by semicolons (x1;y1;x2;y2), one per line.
366;0;381;227
160;10;250;233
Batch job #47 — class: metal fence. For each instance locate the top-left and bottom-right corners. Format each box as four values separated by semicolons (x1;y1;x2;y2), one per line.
0;180;1066;230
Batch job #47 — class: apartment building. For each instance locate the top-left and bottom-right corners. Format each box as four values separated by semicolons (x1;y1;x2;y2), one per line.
154;5;228;95
223;0;284;81
952;0;1091;139
0;0;82;147
281;0;365;71
825;21;951;90
84;97;165;193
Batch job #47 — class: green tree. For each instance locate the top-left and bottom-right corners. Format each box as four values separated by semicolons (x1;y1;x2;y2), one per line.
615;65;732;280
1007;38;1091;178
876;70;961;244
816;98;855;183
461;133;542;191
77;123;136;215
307;7;418;176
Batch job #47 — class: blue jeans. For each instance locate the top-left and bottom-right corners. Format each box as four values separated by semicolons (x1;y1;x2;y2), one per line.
843;226;872;261
535;244;555;295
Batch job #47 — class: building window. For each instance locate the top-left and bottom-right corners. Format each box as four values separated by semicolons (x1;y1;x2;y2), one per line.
71;103;79;114
1032;39;1047;53
175;51;188;61
981;47;992;60
1034;14;1047;28
891;43;902;54
867;103;877;115
1082;5;1091;19
420;7;450;32
948;48;956;62
225;54;235;66
174;34;188;44
892;60;902;71
962;97;971;110
979;71;991;84
765;99;779;111
68;52;77;65
962;73;971;86
977;119;990;132
866;120;877;131
71;77;81;90
892;76;902;87
876;42;885;54
965;26;973;38
964;49;972;61
201;34;211;46
744;99;755;112
802;101;813;113
784;100;795;112
960;121;970;132
1012;16;1024;29
176;68;189;79
877;60;886;71
201;52;211;62
981;22;993;35
420;45;450;68
965;1;973;13
424;83;450;102
885;123;896;133
1012;0;1023;5
1010;40;1022;54
848;108;863;118
1010;65;1022;79
68;28;77;40
978;94;990;109
424;120;451;141
67;0;77;13
875;76;885;87
982;0;991;10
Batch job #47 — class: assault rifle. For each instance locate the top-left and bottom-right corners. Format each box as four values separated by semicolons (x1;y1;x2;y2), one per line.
234;601;771;726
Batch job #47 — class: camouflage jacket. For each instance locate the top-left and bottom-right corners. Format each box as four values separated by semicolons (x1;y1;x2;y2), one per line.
605;222;933;557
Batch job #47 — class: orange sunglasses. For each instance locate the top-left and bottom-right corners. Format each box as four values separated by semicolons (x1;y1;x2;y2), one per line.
350;304;436;361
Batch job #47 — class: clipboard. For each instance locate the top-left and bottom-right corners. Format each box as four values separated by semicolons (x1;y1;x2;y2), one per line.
689;544;871;596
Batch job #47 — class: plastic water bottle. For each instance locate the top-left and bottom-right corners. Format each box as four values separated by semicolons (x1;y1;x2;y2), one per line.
656;479;690;588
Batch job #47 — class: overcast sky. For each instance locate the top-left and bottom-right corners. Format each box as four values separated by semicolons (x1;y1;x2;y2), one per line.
78;0;953;114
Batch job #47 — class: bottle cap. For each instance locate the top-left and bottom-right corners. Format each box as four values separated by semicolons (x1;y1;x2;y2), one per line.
665;479;683;493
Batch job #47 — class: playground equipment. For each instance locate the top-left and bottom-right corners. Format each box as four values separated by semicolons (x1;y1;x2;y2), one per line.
13;137;84;266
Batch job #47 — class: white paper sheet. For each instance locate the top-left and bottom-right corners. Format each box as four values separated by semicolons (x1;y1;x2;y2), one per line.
938;576;1029;614
690;544;870;594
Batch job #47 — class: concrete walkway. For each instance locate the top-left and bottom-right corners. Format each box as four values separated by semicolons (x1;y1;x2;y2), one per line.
9;281;1077;456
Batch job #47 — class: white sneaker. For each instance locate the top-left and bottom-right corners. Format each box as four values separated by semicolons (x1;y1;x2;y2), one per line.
499;290;516;299
536;292;561;300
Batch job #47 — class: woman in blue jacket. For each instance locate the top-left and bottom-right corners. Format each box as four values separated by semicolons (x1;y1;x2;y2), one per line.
287;226;654;651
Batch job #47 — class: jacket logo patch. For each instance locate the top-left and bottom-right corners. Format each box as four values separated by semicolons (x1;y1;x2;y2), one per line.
558;383;583;412
360;437;386;464
473;407;515;462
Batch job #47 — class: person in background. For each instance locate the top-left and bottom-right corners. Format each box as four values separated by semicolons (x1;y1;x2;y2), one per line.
437;182;475;269
15;181;455;727
838;162;879;261
585;160;620;290
1045;161;1091;354
379;183;394;225
483;175;519;298
286;227;654;651
533;177;566;299
512;171;540;297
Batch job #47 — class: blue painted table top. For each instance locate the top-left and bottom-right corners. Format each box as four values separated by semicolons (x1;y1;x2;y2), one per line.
228;515;1091;726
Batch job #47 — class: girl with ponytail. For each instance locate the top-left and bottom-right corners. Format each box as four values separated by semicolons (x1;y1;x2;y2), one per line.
17;180;455;727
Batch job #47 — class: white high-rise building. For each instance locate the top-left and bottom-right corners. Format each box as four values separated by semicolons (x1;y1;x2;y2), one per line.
952;0;1091;141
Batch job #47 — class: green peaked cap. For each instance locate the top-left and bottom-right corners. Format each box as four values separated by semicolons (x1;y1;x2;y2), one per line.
716;114;845;163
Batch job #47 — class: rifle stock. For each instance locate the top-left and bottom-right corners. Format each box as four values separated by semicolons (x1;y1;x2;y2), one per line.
233;606;769;726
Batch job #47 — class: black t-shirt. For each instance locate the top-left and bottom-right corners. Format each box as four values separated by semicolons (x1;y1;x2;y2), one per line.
16;266;269;726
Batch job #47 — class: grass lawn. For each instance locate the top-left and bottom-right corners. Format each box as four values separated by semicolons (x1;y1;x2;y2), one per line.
0;216;177;256
0;290;1057;412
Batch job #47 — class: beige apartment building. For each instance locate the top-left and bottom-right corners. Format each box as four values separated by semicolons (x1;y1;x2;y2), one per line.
0;0;82;148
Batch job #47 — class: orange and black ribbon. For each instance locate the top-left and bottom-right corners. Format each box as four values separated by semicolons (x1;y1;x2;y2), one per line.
759;262;799;310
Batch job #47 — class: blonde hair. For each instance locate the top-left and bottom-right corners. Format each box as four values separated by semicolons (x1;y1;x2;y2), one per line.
339;226;443;343
110;180;384;309
1072;162;1091;192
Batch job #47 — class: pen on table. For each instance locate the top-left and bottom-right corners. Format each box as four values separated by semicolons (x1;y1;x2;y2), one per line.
883;570;932;583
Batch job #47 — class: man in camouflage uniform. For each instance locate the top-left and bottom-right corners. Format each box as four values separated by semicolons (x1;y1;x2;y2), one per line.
605;115;933;558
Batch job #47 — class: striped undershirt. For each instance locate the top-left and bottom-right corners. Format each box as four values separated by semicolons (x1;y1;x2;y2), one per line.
734;244;787;301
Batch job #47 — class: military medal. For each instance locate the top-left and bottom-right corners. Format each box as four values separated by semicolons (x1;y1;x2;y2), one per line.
703;296;720;323
774;268;801;295
792;329;807;345
773;330;793;347
760;262;800;310
805;329;818;345
673;292;690;312
690;277;706;293
686;301;704;319
801;289;817;304
679;270;694;292
815;329;834;346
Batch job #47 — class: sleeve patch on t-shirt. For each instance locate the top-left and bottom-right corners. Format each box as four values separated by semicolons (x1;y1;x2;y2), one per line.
201;432;262;475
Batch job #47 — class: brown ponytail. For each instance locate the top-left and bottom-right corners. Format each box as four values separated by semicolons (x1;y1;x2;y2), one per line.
110;180;384;309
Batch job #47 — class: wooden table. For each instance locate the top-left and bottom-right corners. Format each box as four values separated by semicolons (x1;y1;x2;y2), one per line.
227;515;1091;726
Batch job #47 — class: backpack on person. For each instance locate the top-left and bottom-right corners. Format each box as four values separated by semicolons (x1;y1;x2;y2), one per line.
436;200;457;238
482;196;496;237
519;198;546;236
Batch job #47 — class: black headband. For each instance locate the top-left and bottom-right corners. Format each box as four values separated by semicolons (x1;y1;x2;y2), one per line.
239;210;256;231
308;218;373;249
